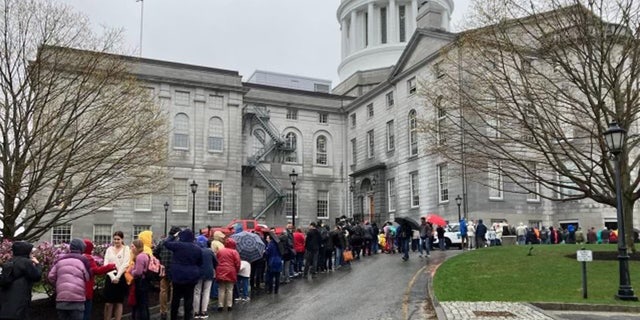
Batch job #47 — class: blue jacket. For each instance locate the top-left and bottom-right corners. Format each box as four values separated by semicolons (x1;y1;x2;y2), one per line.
265;241;283;273
163;229;203;284
198;247;217;280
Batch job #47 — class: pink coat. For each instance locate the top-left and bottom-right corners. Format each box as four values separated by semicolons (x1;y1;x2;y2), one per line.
215;239;240;283
48;253;90;302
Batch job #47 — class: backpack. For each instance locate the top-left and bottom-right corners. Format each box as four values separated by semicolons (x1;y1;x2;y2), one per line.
147;254;165;278
0;261;16;288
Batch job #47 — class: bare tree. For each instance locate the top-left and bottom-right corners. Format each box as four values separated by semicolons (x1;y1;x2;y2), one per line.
420;0;640;248
0;0;168;241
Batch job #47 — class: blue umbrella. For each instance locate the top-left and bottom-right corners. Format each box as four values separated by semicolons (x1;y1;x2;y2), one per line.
230;231;266;262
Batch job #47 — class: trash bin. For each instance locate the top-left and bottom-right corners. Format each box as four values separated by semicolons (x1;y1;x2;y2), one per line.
502;235;516;246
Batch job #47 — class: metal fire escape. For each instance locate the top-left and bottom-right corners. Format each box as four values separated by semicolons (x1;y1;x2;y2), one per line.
244;104;295;219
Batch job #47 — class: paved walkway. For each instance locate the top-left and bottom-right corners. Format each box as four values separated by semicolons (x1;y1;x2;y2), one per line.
439;301;557;320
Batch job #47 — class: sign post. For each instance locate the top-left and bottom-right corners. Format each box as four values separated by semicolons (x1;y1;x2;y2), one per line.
577;249;593;299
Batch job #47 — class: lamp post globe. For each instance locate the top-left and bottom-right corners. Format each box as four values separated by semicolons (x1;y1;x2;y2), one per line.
289;169;298;228
455;194;462;222
603;122;637;301
190;180;198;232
163;201;169;237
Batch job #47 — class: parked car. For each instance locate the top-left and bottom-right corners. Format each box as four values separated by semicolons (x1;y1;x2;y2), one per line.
432;223;463;249
201;219;270;238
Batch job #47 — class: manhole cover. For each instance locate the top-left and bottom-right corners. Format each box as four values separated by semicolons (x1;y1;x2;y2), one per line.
472;311;516;317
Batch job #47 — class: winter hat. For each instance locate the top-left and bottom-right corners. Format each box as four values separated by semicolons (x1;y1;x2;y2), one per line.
70;238;86;253
11;241;33;257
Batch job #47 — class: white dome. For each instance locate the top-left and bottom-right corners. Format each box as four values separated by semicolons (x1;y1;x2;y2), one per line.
337;0;454;81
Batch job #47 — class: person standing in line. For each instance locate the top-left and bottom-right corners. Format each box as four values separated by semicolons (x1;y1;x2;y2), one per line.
330;225;344;268
371;222;380;254
436;225;446;251
163;228;203;320
587;227;597;244
82;239;116;320
48;238;91;320
467;220;476;249
399;221;412;261
236;260;251;302
0;241;42;320
129;239;150;320
264;234;283;294
303;222;321;277
193;236;217;319
601;227;610;244
215;238;241;312
459;219;468;250
418;218;432;258
103;231;130;320
153;226;180;320
516;223;527;245
475;220;488;249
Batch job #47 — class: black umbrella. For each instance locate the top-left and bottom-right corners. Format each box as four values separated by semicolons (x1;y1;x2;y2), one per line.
395;216;420;230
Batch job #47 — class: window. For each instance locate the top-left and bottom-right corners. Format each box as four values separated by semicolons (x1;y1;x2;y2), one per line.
52;224;71;244
175;90;190;106
386;91;394;107
487;115;501;138
209;95;224;109
437;104;446;146
350;113;356;127
316;135;328;165
285;132;297;163
527;162;540;202
489;162;503;199
410;172;420;207
409;110;418;156
367;130;375;158
367;103;374;118
438;163;449;202
364;12;369;47
388;178;396;212
318;113;328;124
407;77;416;95
286;108;298;120
351;138;357;166
93;224;112;245
380;7;387;44
54;181;69;208
133;225;151;240
134;194;152;211
208;180;223;212
173;179;188;211
399;5;406;42
434;62;445;78
173;113;189;150
386;120;395;151
207;117;224;153
285;190;298;218
317;191;329;218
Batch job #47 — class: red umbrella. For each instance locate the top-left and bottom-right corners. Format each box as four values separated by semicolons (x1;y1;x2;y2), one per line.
425;213;447;226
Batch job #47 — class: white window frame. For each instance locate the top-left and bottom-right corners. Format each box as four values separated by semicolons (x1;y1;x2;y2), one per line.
207;117;224;153
488;162;504;200
386;91;394;107
527;162;540;202
52;224;72;244
317;190;329;219
209;94;224;110
207;180;223;213
438;163;449;203
286;108;298;120
173;178;188;212
134;194;152;212
285;190;299;219
175;90;191;106
173;113;190;150
437;105;446;146
386;120;395;152
285;132;298;163
410;172;420;208
367;103;374;118
319;112;328;124
387;178;396;212
316;135;328;165
350;113;356;127
93;224;112;245
351;138;357;166
409;110;418;157
133;225;151;240
407;77;416;95
367;130;375;159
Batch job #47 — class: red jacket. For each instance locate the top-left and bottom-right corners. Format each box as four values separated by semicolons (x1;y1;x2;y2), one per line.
83;239;116;299
293;232;305;253
215;238;241;283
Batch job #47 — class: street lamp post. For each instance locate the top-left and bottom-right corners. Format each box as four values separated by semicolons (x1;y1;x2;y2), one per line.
603;122;637;301
190;180;198;232
455;194;462;222
289;169;298;229
163;201;169;237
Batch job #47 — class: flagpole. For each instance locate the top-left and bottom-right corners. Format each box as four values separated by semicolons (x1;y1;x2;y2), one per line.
137;0;144;57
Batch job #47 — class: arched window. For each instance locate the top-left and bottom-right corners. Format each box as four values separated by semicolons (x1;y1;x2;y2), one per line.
207;117;224;153
285;132;297;163
253;129;266;154
173;113;189;150
409;110;418;156
316;135;327;165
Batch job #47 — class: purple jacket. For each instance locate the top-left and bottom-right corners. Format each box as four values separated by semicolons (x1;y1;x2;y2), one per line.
48;253;90;302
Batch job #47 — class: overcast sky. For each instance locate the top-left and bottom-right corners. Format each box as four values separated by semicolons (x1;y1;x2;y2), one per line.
56;0;471;85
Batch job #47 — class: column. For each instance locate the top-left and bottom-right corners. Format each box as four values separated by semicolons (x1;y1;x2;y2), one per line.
350;10;357;53
341;18;348;58
411;0;418;33
367;2;375;47
389;0;397;43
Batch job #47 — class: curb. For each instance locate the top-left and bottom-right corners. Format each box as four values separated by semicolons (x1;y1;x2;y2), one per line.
427;274;447;320
531;302;640;313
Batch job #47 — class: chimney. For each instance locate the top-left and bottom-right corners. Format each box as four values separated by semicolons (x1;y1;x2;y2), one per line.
417;1;446;30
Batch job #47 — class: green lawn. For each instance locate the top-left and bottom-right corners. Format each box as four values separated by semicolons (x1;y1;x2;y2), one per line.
433;244;640;305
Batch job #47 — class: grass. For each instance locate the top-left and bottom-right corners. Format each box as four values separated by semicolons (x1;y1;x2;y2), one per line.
433;244;640;305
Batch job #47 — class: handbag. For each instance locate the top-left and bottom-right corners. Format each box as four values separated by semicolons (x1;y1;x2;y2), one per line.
127;281;136;306
343;249;354;262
